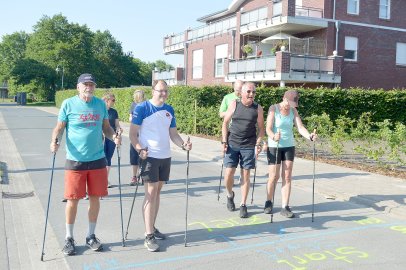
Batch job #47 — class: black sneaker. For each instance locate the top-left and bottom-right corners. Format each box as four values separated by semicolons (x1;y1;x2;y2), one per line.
239;204;248;218
107;182;113;188
61;198;67;203
86;234;103;251
227;191;235;211
62;237;76;256
280;206;295;218
264;200;273;214
144;234;159;252
153;227;166;240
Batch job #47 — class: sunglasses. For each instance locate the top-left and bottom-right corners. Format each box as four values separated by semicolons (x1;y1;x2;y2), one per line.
154;89;169;94
246;90;256;94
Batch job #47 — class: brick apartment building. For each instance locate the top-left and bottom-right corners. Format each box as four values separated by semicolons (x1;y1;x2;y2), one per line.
154;0;406;90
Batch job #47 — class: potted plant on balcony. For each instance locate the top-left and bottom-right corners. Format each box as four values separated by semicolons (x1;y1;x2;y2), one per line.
243;44;253;56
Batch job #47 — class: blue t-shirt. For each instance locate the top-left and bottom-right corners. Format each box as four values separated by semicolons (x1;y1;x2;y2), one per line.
58;95;108;162
132;100;176;159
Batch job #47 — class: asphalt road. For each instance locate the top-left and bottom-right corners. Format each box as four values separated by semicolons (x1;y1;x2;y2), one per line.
1;104;406;270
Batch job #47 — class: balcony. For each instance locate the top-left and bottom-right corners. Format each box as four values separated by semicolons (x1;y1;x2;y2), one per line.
240;5;327;37
164;32;186;54
164;16;236;55
226;52;341;84
152;68;184;86
227;56;277;81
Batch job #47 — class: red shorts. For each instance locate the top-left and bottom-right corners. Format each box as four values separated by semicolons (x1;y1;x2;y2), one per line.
64;168;108;199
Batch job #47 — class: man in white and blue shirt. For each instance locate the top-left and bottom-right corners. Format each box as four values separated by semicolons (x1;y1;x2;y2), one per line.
129;80;192;252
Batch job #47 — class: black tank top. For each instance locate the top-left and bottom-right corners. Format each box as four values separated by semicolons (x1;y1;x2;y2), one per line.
228;101;258;147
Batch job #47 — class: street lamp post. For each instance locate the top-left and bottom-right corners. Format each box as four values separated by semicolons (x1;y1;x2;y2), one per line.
55;65;64;90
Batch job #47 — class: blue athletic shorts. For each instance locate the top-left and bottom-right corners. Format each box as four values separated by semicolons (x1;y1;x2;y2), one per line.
224;144;255;170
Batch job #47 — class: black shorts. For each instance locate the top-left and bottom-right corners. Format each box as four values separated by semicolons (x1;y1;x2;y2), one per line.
140;157;171;183
267;146;295;165
130;144;140;165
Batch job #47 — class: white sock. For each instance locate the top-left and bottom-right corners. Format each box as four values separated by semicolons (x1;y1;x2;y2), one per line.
226;190;233;198
87;222;97;237
66;224;74;239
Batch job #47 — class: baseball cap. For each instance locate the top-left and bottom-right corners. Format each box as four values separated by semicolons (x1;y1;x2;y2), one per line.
77;73;96;85
283;90;299;107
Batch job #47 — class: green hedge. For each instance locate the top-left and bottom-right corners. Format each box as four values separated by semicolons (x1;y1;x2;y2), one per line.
56;86;406;136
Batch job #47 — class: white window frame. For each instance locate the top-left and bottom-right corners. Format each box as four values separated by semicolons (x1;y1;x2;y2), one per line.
273;1;282;17
347;0;359;15
215;44;228;78
192;49;203;79
396;42;406;66
379;0;391;20
344;36;358;62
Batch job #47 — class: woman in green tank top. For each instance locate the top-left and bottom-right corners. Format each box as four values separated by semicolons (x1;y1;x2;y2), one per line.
263;90;317;218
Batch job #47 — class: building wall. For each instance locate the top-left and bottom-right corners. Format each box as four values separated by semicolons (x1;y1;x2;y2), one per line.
302;0;324;10
178;0;406;89
335;0;406;28
186;34;233;87
339;24;406;89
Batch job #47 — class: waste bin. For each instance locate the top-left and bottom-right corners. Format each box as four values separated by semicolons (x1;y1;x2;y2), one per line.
20;92;27;105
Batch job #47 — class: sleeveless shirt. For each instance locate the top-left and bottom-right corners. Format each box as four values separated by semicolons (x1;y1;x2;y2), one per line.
228;101;258;147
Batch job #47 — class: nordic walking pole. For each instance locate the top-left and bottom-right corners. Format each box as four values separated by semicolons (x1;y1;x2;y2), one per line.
125;147;147;240
41;138;58;261
271;129;280;223
311;129;317;222
116;130;125;246
250;144;259;204
217;147;225;201
184;136;191;247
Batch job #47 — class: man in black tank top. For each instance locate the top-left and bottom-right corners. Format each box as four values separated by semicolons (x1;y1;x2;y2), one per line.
221;82;265;218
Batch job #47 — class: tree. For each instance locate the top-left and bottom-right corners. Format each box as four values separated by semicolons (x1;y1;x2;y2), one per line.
92;30;140;87
25;14;94;89
10;58;56;100
0;31;30;82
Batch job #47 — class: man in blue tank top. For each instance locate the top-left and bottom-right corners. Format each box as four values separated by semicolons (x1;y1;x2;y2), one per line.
221;82;265;218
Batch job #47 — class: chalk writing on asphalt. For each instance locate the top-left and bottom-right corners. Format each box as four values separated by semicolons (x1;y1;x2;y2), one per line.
354;217;385;225
189;214;268;232
276;246;369;270
390;225;406;234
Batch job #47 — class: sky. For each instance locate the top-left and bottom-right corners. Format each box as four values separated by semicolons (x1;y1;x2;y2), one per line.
0;0;232;67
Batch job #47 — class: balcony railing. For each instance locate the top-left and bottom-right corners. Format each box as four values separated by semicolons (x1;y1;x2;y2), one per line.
227;56;276;79
164;32;186;53
154;70;176;81
289;54;336;78
226;53;340;83
152;69;184;86
188;16;236;41
164;16;236;52
295;6;324;18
